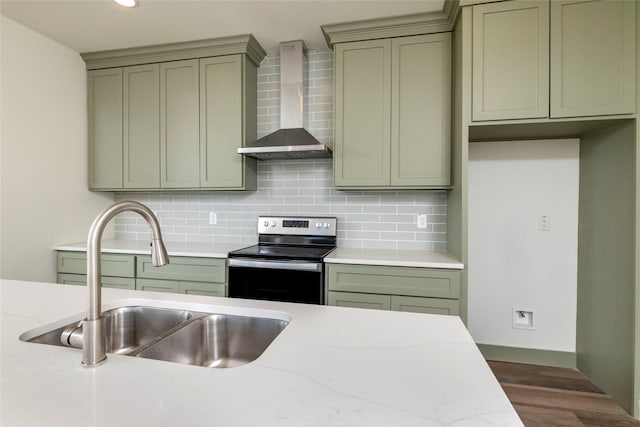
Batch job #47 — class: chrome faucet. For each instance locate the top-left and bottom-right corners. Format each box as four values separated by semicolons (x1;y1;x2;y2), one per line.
82;201;169;367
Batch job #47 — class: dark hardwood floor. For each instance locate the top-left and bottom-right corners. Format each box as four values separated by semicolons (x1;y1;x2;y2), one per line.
488;361;640;427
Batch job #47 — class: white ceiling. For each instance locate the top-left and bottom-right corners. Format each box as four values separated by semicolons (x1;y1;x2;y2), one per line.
0;0;445;55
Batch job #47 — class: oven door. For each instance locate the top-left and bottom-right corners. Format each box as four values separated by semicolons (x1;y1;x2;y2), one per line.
227;259;324;305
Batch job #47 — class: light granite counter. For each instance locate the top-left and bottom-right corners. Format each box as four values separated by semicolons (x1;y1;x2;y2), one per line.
325;248;464;269
1;279;519;426
54;239;246;258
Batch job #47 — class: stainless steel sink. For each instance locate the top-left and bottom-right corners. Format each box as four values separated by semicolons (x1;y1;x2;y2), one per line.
26;306;195;355
136;314;289;368
23;305;289;368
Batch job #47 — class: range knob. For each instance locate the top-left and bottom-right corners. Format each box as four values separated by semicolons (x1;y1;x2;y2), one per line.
316;222;322;228
270;220;277;227
263;220;269;227
323;223;331;228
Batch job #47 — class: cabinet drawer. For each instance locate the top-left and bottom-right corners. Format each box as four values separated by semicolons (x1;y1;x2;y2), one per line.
327;291;390;311
136;278;180;293
326;264;460;299
180;281;226;297
57;251;135;277
391;295;459;316
137;256;226;283
57;273;135;290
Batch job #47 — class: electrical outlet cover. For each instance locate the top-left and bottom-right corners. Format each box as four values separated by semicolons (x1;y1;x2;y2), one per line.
512;307;535;330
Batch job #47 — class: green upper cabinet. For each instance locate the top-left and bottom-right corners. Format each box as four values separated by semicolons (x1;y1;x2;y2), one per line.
472;1;549;121
84;35;263;192
550;0;636;118
124;64;160;188
161;59;200;188
334;33;451;189
335;39;391;187
88;68;123;189
392;34;451;187
200;55;257;190
472;0;635;122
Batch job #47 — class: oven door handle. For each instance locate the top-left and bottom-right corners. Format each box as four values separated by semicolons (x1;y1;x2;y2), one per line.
228;258;322;272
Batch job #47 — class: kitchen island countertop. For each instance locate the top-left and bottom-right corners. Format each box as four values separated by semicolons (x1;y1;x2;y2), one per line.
1;279;519;426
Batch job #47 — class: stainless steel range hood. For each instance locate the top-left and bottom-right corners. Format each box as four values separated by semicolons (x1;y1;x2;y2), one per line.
238;41;332;160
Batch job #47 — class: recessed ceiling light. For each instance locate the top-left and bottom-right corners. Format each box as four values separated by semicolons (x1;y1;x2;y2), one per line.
115;0;137;7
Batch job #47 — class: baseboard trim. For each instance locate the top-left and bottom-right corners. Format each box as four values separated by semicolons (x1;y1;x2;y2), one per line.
477;344;577;369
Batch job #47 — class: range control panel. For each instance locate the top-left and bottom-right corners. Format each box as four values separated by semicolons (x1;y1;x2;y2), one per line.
257;216;337;237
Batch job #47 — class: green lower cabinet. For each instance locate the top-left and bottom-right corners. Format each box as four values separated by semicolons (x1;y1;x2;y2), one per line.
56;251;227;297
326;263;460;299
136;278;180;293
391;295;459;316
57;273;135;290
136;278;226;296
325;263;461;316
137;255;226;296
180;281;226;297
57;251;135;277
328;291;458;315
328;291;391;310
57;251;136;291
137;255;226;283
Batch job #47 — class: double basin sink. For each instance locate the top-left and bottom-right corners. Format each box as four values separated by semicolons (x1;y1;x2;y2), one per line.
23;305;289;368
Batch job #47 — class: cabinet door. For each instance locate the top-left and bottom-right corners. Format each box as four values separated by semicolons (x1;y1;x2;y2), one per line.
391;295;459;316
328;291;391;311
124;64;160;188
136;278;180;293
57;252;136;277
391;34;451;187
180;281;226;297
326;263;460;299
88;68;123;189
472;1;549;121
550;0;635;118
137;256;226;283
334;39;391;187
199;55;244;188
161;60;200;188
57;274;135;290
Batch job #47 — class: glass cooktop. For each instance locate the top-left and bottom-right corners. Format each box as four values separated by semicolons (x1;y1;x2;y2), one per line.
228;244;335;262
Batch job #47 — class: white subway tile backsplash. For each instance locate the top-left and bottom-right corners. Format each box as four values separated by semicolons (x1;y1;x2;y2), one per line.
114;49;448;250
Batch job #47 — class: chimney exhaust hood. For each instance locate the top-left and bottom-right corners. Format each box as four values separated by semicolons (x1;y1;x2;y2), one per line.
238;40;332;160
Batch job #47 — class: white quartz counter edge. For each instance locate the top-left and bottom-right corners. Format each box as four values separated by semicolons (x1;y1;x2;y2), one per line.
54;239;246;259
1;280;520;427
324;247;464;269
54;240;465;269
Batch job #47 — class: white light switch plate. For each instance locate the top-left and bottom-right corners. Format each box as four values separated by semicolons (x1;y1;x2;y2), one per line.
417;214;427;229
538;214;550;231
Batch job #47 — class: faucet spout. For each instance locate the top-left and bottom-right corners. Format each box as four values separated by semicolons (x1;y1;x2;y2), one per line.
82;201;168;367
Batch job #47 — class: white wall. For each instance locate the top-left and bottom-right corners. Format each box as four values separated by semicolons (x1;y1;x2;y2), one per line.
468;139;579;352
0;16;113;282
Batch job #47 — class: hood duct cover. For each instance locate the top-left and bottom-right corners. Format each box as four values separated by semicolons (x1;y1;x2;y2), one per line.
238;40;332;160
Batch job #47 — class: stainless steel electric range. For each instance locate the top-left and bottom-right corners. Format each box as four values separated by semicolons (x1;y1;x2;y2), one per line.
227;216;337;305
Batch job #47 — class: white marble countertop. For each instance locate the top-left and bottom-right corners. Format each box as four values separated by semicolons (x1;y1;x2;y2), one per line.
325;247;464;269
54;240;464;270
1;280;520;427
54;239;246;258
